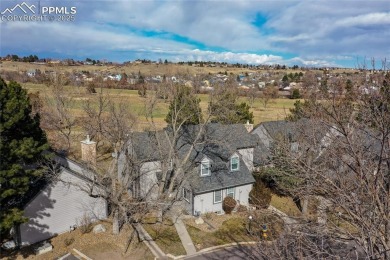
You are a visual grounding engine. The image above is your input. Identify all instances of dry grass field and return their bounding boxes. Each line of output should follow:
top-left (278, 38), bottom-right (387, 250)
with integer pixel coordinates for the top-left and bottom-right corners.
top-left (0, 61), bottom-right (256, 76)
top-left (18, 81), bottom-right (297, 159)
top-left (22, 82), bottom-right (296, 129)
top-left (1, 62), bottom-right (299, 157)
top-left (0, 61), bottom-right (354, 78)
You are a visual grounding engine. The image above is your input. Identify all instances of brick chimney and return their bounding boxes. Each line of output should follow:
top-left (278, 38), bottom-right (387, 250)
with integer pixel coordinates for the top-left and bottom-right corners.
top-left (244, 120), bottom-right (253, 133)
top-left (81, 135), bottom-right (96, 166)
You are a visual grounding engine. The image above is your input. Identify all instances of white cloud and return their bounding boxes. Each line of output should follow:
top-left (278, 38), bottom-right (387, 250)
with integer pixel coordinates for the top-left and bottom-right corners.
top-left (288, 57), bottom-right (338, 68)
top-left (336, 12), bottom-right (390, 27)
top-left (0, 21), bottom-right (192, 57)
top-left (1, 0), bottom-right (389, 67)
top-left (159, 49), bottom-right (284, 64)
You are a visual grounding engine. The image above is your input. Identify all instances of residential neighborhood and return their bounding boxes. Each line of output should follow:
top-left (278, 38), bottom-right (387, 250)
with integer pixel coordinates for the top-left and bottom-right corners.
top-left (1, 0), bottom-right (389, 259)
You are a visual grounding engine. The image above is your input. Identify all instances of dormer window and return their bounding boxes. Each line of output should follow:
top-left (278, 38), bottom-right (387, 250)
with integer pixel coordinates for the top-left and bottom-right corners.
top-left (201, 159), bottom-right (210, 176)
top-left (231, 155), bottom-right (239, 171)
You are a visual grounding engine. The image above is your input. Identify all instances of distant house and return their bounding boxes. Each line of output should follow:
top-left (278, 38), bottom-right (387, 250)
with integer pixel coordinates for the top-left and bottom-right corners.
top-left (104, 74), bottom-right (122, 81)
top-left (258, 82), bottom-right (266, 89)
top-left (118, 123), bottom-right (260, 215)
top-left (127, 78), bottom-right (137, 84)
top-left (26, 69), bottom-right (36, 77)
top-left (15, 156), bottom-right (107, 246)
top-left (251, 119), bottom-right (332, 162)
top-left (252, 120), bottom-right (299, 150)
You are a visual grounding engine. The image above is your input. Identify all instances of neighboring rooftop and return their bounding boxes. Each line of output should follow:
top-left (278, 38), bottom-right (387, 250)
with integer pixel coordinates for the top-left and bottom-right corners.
top-left (127, 123), bottom-right (260, 162)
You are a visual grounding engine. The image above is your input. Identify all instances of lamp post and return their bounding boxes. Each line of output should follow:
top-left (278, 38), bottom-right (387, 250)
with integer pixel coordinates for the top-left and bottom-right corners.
top-left (262, 224), bottom-right (268, 239)
top-left (248, 215), bottom-right (253, 234)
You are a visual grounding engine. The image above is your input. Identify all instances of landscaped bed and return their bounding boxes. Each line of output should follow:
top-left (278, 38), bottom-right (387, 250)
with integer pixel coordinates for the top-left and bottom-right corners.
top-left (0, 220), bottom-right (154, 260)
top-left (183, 210), bottom-right (284, 251)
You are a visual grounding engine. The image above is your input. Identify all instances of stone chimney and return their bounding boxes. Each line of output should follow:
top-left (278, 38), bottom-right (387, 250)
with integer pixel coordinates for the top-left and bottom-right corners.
top-left (244, 120), bottom-right (253, 133)
top-left (81, 135), bottom-right (96, 166)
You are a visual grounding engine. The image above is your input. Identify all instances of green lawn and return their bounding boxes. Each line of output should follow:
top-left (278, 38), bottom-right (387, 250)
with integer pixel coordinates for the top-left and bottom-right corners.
top-left (142, 219), bottom-right (186, 256)
top-left (270, 194), bottom-right (302, 217)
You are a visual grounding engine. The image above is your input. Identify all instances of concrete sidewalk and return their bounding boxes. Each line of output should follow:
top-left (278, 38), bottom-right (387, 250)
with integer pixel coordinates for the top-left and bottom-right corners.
top-left (268, 205), bottom-right (298, 231)
top-left (171, 216), bottom-right (197, 255)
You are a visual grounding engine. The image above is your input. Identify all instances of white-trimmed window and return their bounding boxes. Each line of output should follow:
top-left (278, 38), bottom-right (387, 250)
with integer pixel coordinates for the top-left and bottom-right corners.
top-left (183, 188), bottom-right (190, 202)
top-left (231, 155), bottom-right (239, 171)
top-left (227, 187), bottom-right (235, 198)
top-left (214, 189), bottom-right (222, 203)
top-left (201, 159), bottom-right (210, 176)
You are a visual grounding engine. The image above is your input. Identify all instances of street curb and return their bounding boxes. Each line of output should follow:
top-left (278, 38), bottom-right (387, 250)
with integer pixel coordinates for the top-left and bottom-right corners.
top-left (167, 241), bottom-right (260, 259)
top-left (73, 248), bottom-right (93, 260)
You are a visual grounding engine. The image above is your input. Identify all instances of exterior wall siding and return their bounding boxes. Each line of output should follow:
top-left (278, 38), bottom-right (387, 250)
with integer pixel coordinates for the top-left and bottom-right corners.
top-left (193, 183), bottom-right (253, 215)
top-left (252, 125), bottom-right (272, 148)
top-left (139, 161), bottom-right (161, 200)
top-left (182, 189), bottom-right (193, 215)
top-left (238, 148), bottom-right (254, 172)
top-left (19, 169), bottom-right (107, 246)
top-left (117, 152), bottom-right (127, 180)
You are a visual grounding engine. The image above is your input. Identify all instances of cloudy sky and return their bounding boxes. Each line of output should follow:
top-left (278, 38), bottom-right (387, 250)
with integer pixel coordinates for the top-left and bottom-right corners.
top-left (1, 0), bottom-right (389, 67)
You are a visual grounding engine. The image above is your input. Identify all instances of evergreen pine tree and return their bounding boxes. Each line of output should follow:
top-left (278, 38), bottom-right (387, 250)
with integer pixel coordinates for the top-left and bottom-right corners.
top-left (209, 87), bottom-right (254, 124)
top-left (0, 78), bottom-right (49, 236)
top-left (165, 86), bottom-right (203, 126)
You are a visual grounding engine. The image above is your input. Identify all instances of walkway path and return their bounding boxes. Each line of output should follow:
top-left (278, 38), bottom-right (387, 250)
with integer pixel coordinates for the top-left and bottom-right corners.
top-left (268, 205), bottom-right (298, 232)
top-left (171, 215), bottom-right (197, 255)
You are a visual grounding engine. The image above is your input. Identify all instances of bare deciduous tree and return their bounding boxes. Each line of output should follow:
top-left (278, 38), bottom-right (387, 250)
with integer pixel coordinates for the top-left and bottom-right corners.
top-left (246, 87), bottom-right (260, 108)
top-left (260, 86), bottom-right (278, 109)
top-left (268, 80), bottom-right (390, 258)
top-left (41, 76), bottom-right (77, 153)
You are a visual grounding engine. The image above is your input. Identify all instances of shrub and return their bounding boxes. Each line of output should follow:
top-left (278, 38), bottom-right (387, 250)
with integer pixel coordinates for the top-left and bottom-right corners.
top-left (64, 237), bottom-right (74, 246)
top-left (236, 204), bottom-right (248, 213)
top-left (291, 89), bottom-right (301, 99)
top-left (249, 181), bottom-right (272, 209)
top-left (86, 82), bottom-right (96, 94)
top-left (78, 214), bottom-right (93, 234)
top-left (222, 196), bottom-right (237, 214)
top-left (204, 212), bottom-right (213, 220)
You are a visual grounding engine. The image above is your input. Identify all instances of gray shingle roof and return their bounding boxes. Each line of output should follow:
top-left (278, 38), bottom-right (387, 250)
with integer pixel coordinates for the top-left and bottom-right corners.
top-left (253, 141), bottom-right (270, 166)
top-left (256, 119), bottom-right (329, 144)
top-left (188, 157), bottom-right (255, 194)
top-left (127, 131), bottom-right (170, 162)
top-left (260, 120), bottom-right (299, 142)
top-left (129, 123), bottom-right (259, 162)
top-left (127, 123), bottom-right (258, 192)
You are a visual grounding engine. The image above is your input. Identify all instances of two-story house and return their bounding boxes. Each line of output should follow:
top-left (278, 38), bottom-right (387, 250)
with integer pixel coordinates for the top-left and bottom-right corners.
top-left (118, 123), bottom-right (260, 215)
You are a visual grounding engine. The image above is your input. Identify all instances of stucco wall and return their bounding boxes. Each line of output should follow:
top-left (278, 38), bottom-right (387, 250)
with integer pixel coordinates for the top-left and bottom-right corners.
top-left (238, 148), bottom-right (254, 172)
top-left (193, 183), bottom-right (253, 215)
top-left (252, 125), bottom-right (273, 148)
top-left (139, 161), bottom-right (161, 200)
top-left (20, 169), bottom-right (107, 246)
